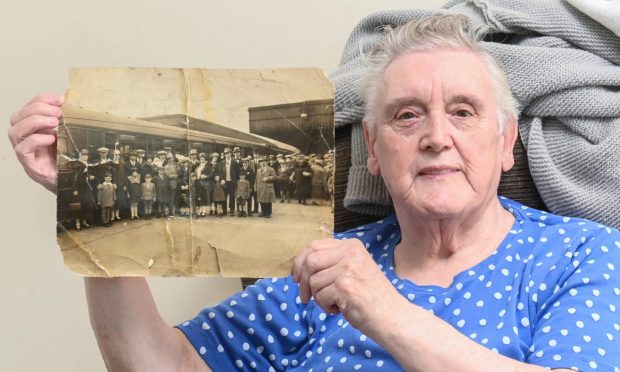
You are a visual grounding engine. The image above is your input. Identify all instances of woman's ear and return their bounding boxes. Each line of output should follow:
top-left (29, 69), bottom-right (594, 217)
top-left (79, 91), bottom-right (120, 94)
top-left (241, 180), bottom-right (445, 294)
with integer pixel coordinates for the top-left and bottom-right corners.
top-left (363, 121), bottom-right (380, 176)
top-left (501, 119), bottom-right (518, 172)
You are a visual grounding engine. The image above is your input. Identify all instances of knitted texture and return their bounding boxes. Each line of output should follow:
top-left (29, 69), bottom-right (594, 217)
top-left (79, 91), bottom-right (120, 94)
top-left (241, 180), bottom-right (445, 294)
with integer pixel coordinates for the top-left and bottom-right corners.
top-left (330, 0), bottom-right (620, 228)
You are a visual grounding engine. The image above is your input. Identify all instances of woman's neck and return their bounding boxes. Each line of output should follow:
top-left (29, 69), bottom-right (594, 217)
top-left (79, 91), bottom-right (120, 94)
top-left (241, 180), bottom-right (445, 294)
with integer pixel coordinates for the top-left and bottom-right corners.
top-left (393, 197), bottom-right (514, 288)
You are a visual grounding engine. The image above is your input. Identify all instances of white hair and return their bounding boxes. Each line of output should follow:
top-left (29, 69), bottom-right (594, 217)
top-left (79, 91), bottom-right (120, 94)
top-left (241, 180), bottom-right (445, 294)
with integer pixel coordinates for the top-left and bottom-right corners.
top-left (360, 14), bottom-right (518, 132)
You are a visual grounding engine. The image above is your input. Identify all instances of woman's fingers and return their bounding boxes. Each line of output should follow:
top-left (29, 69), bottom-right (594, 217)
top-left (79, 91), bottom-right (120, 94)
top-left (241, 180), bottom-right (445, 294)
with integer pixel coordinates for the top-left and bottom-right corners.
top-left (293, 239), bottom-right (347, 303)
top-left (8, 114), bottom-right (59, 147)
top-left (14, 133), bottom-right (57, 191)
top-left (25, 92), bottom-right (64, 109)
top-left (11, 94), bottom-right (63, 127)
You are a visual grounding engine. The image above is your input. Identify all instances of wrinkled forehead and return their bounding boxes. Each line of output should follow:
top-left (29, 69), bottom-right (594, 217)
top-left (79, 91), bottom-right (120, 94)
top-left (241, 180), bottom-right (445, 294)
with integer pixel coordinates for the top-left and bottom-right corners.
top-left (377, 49), bottom-right (495, 108)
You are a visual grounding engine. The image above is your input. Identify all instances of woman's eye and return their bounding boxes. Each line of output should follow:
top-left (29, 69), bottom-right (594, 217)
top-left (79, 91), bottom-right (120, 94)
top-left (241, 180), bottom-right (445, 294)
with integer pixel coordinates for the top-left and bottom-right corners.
top-left (455, 109), bottom-right (473, 118)
top-left (396, 111), bottom-right (417, 120)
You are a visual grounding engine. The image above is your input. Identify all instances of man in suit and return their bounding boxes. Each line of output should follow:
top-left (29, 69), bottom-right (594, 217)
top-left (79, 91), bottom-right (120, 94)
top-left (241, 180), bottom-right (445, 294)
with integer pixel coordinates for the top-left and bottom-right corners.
top-left (153, 150), bottom-right (167, 171)
top-left (189, 148), bottom-right (199, 168)
top-left (255, 156), bottom-right (276, 218)
top-left (135, 149), bottom-right (145, 165)
top-left (220, 148), bottom-right (239, 216)
top-left (233, 147), bottom-right (243, 166)
top-left (127, 151), bottom-right (139, 171)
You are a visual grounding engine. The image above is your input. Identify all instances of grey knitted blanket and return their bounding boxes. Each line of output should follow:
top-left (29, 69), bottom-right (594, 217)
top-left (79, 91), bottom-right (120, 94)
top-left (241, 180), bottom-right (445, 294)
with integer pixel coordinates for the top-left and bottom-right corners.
top-left (330, 0), bottom-right (620, 228)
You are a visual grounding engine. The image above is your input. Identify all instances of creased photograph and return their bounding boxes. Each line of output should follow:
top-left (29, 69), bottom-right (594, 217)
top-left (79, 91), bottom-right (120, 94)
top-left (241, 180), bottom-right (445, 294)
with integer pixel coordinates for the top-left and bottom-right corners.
top-left (56, 67), bottom-right (335, 277)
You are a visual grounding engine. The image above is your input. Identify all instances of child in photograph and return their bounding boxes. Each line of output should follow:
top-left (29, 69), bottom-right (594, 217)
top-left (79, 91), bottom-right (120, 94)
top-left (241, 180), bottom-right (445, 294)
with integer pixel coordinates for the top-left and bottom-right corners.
top-left (140, 173), bottom-right (156, 220)
top-left (97, 172), bottom-right (116, 227)
top-left (211, 174), bottom-right (226, 218)
top-left (127, 168), bottom-right (141, 219)
top-left (235, 172), bottom-right (250, 217)
top-left (153, 169), bottom-right (168, 217)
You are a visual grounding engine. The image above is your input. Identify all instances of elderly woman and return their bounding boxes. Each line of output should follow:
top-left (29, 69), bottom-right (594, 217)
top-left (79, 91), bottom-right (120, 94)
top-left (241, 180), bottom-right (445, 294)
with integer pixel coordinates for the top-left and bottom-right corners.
top-left (8, 15), bottom-right (620, 372)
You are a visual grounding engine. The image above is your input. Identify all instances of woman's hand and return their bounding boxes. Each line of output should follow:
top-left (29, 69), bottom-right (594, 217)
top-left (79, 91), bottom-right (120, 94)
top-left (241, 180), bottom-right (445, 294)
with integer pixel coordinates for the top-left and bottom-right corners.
top-left (8, 93), bottom-right (64, 194)
top-left (292, 238), bottom-right (403, 335)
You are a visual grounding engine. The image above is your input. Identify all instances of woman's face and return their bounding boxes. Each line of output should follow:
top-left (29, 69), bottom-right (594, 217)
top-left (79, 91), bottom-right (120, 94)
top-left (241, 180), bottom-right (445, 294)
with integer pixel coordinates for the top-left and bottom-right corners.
top-left (364, 49), bottom-right (517, 220)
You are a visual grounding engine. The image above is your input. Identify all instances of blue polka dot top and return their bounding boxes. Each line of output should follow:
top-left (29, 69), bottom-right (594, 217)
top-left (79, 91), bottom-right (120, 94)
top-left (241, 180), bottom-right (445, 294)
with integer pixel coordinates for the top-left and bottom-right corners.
top-left (177, 197), bottom-right (620, 371)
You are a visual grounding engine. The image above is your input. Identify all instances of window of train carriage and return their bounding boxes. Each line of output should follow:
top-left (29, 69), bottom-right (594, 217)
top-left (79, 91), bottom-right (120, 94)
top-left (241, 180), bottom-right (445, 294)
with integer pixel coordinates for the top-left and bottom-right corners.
top-left (163, 139), bottom-right (176, 154)
top-left (149, 137), bottom-right (164, 155)
top-left (105, 131), bottom-right (117, 152)
top-left (119, 134), bottom-right (135, 155)
top-left (70, 128), bottom-right (87, 155)
top-left (134, 136), bottom-right (147, 152)
top-left (88, 129), bottom-right (104, 151)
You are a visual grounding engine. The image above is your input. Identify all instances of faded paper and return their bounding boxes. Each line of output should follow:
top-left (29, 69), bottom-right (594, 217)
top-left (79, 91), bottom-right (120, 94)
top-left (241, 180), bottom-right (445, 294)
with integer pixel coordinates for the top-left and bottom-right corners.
top-left (57, 67), bottom-right (334, 277)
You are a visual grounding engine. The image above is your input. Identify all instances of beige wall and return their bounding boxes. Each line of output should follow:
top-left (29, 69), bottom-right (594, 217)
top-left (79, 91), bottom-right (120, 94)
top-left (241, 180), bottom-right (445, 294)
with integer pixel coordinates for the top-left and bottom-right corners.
top-left (0, 0), bottom-right (444, 370)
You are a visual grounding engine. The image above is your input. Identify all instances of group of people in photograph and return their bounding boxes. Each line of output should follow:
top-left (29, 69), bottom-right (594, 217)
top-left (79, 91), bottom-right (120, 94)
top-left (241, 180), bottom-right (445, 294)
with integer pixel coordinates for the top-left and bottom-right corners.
top-left (66, 144), bottom-right (334, 231)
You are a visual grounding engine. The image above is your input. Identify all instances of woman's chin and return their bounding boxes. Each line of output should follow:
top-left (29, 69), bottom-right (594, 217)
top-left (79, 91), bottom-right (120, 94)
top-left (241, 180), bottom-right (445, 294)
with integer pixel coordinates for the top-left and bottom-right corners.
top-left (401, 194), bottom-right (467, 220)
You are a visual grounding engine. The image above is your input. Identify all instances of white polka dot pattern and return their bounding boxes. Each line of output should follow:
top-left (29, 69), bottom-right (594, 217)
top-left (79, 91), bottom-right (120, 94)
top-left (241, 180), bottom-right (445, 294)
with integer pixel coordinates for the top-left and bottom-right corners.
top-left (176, 198), bottom-right (620, 371)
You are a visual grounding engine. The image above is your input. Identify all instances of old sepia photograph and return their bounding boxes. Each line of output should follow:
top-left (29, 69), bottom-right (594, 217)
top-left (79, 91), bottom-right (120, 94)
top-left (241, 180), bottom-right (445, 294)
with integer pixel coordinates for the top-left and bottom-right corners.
top-left (56, 68), bottom-right (334, 277)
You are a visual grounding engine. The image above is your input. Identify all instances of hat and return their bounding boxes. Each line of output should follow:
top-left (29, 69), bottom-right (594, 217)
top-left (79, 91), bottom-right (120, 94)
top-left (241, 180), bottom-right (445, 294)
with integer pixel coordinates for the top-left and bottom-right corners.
top-left (268, 154), bottom-right (275, 159)
top-left (131, 167), bottom-right (139, 173)
top-left (145, 173), bottom-right (152, 178)
top-left (163, 146), bottom-right (172, 152)
top-left (233, 146), bottom-right (241, 153)
top-left (258, 156), bottom-right (268, 163)
top-left (129, 151), bottom-right (138, 157)
top-left (241, 158), bottom-right (249, 163)
top-left (198, 152), bottom-right (206, 159)
top-left (211, 153), bottom-right (220, 158)
top-left (190, 148), bottom-right (198, 155)
top-left (97, 147), bottom-right (109, 153)
top-left (136, 149), bottom-right (145, 154)
top-left (104, 172), bottom-right (112, 177)
top-left (223, 148), bottom-right (231, 154)
top-left (80, 149), bottom-right (89, 155)
top-left (157, 150), bottom-right (167, 155)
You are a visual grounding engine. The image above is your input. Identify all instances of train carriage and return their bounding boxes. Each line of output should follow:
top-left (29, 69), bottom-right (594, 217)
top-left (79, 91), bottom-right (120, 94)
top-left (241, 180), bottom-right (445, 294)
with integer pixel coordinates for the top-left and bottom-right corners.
top-left (57, 104), bottom-right (298, 225)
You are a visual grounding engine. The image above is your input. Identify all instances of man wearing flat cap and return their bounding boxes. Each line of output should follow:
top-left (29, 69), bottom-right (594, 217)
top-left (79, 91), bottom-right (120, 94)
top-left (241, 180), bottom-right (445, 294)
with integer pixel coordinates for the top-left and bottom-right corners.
top-left (135, 149), bottom-right (145, 165)
top-left (153, 150), bottom-right (167, 170)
